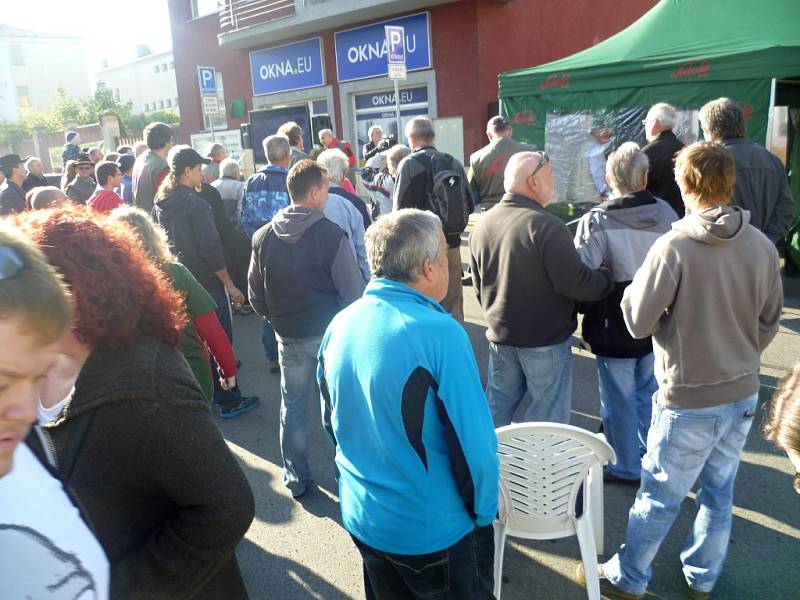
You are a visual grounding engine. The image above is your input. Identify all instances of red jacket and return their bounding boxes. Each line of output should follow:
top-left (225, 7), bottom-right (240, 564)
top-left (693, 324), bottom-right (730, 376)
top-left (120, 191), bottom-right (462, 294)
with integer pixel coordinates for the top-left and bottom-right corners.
top-left (87, 189), bottom-right (123, 213)
top-left (326, 137), bottom-right (356, 169)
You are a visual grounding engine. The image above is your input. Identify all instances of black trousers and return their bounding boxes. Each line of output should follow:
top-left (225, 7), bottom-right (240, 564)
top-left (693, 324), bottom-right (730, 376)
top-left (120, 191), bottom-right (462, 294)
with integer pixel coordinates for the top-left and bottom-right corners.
top-left (352, 525), bottom-right (496, 600)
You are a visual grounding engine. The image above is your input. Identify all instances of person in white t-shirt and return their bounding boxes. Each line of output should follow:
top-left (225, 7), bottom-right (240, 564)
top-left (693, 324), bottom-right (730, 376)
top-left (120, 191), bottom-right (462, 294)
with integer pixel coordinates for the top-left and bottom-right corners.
top-left (0, 225), bottom-right (109, 599)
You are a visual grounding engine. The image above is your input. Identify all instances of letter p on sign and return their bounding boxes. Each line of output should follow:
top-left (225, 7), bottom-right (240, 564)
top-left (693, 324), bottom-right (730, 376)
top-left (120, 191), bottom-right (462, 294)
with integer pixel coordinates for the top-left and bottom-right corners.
top-left (197, 66), bottom-right (217, 95)
top-left (385, 26), bottom-right (405, 64)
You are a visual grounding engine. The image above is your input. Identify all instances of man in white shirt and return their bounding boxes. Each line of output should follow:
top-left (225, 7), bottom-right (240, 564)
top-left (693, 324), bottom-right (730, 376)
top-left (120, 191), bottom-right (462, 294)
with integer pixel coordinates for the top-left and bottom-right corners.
top-left (0, 225), bottom-right (109, 599)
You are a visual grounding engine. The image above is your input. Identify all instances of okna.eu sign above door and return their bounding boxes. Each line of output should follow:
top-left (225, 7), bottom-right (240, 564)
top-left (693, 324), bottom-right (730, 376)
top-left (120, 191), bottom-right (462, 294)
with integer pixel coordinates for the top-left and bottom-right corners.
top-left (335, 13), bottom-right (431, 83)
top-left (250, 37), bottom-right (325, 96)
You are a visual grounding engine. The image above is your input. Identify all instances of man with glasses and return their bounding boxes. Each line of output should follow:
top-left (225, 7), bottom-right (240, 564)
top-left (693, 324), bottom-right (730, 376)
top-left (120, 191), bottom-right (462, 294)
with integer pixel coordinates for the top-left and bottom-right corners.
top-left (0, 154), bottom-right (27, 215)
top-left (469, 151), bottom-right (613, 426)
top-left (65, 154), bottom-right (97, 204)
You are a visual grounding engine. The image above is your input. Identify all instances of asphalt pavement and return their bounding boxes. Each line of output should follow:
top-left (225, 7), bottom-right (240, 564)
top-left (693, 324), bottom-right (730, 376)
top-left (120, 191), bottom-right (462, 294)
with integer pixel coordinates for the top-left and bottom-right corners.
top-left (221, 234), bottom-right (800, 600)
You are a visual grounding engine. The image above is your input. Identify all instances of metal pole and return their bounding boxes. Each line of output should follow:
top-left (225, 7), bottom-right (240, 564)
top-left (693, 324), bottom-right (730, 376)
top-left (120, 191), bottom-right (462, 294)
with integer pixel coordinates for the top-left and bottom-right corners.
top-left (210, 119), bottom-right (215, 143)
top-left (394, 78), bottom-right (402, 140)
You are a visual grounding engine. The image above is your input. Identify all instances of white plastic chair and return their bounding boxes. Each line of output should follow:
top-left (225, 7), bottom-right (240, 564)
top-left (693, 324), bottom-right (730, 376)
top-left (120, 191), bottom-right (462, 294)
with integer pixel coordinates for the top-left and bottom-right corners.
top-left (493, 422), bottom-right (616, 600)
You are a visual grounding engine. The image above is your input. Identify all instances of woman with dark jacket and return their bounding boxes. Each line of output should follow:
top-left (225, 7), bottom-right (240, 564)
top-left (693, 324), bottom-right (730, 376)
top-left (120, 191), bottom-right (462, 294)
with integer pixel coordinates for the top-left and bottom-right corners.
top-left (14, 205), bottom-right (255, 599)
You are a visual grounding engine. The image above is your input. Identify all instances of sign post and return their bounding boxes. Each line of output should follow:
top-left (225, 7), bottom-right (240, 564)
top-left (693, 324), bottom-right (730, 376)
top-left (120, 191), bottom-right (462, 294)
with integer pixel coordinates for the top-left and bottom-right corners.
top-left (197, 66), bottom-right (218, 142)
top-left (385, 25), bottom-right (406, 141)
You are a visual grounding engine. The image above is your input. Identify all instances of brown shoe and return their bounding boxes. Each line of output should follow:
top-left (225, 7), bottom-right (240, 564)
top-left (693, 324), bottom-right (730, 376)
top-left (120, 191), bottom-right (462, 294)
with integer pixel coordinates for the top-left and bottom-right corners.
top-left (575, 563), bottom-right (645, 600)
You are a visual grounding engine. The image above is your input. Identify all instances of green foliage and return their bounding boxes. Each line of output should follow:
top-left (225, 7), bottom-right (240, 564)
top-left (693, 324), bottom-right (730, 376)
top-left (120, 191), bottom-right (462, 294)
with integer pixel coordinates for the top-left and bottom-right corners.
top-left (0, 84), bottom-right (180, 146)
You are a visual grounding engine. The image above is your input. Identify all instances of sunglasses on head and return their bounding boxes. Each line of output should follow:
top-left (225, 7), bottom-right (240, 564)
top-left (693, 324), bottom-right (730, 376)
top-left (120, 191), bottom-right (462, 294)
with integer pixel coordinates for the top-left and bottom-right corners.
top-left (0, 245), bottom-right (24, 281)
top-left (529, 152), bottom-right (550, 180)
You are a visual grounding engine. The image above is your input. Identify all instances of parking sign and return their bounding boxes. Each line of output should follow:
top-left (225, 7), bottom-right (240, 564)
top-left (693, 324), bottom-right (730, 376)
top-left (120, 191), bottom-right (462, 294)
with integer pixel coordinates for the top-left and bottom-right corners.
top-left (385, 26), bottom-right (405, 64)
top-left (197, 66), bottom-right (217, 95)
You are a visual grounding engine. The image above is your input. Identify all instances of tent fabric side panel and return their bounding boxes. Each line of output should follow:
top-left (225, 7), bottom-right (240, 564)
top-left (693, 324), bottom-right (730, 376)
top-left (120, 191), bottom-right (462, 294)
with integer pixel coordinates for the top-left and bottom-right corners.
top-left (502, 79), bottom-right (772, 149)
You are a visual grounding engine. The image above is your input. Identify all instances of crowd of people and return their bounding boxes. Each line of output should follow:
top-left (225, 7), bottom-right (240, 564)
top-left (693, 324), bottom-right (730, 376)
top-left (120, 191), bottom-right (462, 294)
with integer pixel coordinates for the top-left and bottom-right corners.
top-left (0, 96), bottom-right (797, 600)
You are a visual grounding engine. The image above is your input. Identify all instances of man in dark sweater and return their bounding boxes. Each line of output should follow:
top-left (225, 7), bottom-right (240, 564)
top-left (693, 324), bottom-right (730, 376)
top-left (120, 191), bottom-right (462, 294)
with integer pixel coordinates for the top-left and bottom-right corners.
top-left (469, 151), bottom-right (613, 426)
top-left (0, 154), bottom-right (27, 215)
top-left (642, 102), bottom-right (685, 217)
top-left (248, 159), bottom-right (364, 498)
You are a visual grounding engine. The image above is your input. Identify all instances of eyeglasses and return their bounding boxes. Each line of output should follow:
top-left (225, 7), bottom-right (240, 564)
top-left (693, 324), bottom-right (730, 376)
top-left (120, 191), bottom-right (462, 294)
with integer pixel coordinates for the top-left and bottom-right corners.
top-left (0, 246), bottom-right (24, 281)
top-left (529, 152), bottom-right (550, 180)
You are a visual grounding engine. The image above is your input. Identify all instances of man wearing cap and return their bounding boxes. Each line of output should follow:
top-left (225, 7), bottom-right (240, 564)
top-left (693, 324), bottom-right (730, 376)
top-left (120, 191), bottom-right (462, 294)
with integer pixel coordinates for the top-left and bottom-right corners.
top-left (64, 154), bottom-right (97, 204)
top-left (22, 157), bottom-right (49, 193)
top-left (62, 131), bottom-right (81, 166)
top-left (205, 144), bottom-right (226, 182)
top-left (468, 116), bottom-right (536, 212)
top-left (133, 122), bottom-right (173, 214)
top-left (0, 154), bottom-right (27, 215)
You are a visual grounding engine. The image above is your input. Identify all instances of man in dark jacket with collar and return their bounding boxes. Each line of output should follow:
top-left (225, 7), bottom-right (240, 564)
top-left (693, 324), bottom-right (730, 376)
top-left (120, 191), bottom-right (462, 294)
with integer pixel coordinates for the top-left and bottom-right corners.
top-left (393, 117), bottom-right (474, 324)
top-left (0, 154), bottom-right (27, 215)
top-left (469, 151), bottom-right (613, 426)
top-left (642, 102), bottom-right (685, 217)
top-left (700, 97), bottom-right (795, 243)
top-left (248, 159), bottom-right (364, 499)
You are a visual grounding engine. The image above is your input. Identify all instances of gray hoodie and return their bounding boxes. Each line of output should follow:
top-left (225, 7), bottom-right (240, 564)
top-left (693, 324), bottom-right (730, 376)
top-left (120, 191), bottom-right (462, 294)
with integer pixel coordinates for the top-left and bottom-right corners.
top-left (248, 205), bottom-right (365, 340)
top-left (622, 206), bottom-right (782, 408)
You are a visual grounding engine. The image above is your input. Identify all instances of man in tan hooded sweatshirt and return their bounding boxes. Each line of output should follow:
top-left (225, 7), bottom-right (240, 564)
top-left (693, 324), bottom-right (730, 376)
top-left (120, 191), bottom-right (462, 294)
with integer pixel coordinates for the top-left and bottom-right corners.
top-left (578, 142), bottom-right (783, 600)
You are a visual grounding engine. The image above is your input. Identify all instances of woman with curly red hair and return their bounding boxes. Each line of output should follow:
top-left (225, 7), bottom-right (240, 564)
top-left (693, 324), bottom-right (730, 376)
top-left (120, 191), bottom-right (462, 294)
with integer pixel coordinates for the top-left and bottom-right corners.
top-left (13, 205), bottom-right (254, 599)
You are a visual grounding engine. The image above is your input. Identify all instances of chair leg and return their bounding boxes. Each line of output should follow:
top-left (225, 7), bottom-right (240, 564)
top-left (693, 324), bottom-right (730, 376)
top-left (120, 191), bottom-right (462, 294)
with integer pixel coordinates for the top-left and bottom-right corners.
top-left (493, 521), bottom-right (507, 599)
top-left (575, 515), bottom-right (600, 600)
top-left (587, 462), bottom-right (604, 554)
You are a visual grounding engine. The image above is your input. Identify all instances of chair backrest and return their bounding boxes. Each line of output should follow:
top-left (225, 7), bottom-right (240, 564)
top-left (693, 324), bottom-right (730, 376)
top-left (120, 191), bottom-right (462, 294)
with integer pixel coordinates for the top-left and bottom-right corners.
top-left (495, 422), bottom-right (615, 540)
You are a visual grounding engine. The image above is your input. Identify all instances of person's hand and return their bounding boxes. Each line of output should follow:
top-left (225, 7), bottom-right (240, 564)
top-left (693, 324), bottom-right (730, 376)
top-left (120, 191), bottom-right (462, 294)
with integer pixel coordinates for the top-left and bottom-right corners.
top-left (227, 284), bottom-right (245, 305)
top-left (220, 375), bottom-right (237, 391)
top-left (599, 263), bottom-right (611, 273)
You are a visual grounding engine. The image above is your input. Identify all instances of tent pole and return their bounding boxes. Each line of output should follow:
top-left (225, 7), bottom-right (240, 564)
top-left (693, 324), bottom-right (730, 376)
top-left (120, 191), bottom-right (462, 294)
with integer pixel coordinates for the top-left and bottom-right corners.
top-left (766, 78), bottom-right (777, 145)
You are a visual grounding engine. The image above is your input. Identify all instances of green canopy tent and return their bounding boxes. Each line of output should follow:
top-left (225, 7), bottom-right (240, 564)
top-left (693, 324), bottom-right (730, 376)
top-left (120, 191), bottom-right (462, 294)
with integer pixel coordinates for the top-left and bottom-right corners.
top-left (499, 0), bottom-right (800, 148)
top-left (498, 0), bottom-right (800, 268)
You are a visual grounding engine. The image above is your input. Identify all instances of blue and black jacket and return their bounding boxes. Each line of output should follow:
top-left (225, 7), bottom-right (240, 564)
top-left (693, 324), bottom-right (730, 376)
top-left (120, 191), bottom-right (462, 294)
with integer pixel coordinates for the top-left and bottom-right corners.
top-left (317, 279), bottom-right (498, 555)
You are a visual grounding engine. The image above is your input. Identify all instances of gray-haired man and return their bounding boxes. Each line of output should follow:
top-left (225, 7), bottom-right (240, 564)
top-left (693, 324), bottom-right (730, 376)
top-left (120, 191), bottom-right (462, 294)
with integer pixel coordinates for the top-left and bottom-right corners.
top-left (318, 208), bottom-right (498, 599)
top-left (642, 102), bottom-right (685, 216)
top-left (393, 117), bottom-right (474, 323)
top-left (700, 97), bottom-right (795, 243)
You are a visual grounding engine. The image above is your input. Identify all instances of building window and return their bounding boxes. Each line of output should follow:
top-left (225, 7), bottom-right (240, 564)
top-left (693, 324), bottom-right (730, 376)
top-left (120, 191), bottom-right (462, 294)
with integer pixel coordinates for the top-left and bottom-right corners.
top-left (174, 97), bottom-right (179, 106)
top-left (17, 86), bottom-right (30, 108)
top-left (166, 99), bottom-right (172, 108)
top-left (169, 61), bottom-right (175, 70)
top-left (115, 88), bottom-right (120, 101)
top-left (10, 44), bottom-right (23, 66)
top-left (161, 63), bottom-right (167, 72)
top-left (158, 100), bottom-right (164, 109)
top-left (153, 65), bottom-right (160, 74)
top-left (192, 0), bottom-right (221, 19)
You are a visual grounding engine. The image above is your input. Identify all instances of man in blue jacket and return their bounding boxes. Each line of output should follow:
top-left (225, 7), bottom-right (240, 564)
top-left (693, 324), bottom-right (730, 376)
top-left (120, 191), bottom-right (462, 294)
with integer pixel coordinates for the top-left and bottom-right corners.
top-left (318, 209), bottom-right (499, 599)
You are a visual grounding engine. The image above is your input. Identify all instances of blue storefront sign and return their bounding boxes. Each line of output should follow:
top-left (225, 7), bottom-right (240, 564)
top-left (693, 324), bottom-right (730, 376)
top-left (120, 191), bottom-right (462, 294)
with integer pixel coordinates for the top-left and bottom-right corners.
top-left (250, 37), bottom-right (325, 96)
top-left (335, 13), bottom-right (431, 83)
top-left (354, 87), bottom-right (428, 111)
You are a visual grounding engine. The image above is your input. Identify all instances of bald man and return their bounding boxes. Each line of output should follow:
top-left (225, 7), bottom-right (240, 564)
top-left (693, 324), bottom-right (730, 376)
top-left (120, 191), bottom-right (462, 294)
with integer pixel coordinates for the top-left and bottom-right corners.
top-left (30, 186), bottom-right (68, 210)
top-left (469, 151), bottom-right (613, 426)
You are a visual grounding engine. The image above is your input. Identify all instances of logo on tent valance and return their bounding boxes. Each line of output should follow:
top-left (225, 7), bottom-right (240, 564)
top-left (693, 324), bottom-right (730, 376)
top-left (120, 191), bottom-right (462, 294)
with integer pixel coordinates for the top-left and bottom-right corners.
top-left (540, 73), bottom-right (570, 89)
top-left (670, 60), bottom-right (710, 80)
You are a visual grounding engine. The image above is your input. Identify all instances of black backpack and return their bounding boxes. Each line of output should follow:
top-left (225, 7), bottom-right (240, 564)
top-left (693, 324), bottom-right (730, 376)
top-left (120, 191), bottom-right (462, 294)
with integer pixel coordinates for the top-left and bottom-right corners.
top-left (413, 151), bottom-right (471, 237)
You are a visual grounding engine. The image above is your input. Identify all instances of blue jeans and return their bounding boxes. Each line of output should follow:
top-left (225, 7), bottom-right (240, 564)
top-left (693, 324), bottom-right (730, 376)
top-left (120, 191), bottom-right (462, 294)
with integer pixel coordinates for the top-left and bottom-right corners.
top-left (486, 340), bottom-right (572, 426)
top-left (207, 284), bottom-right (242, 409)
top-left (278, 336), bottom-right (323, 493)
top-left (261, 319), bottom-right (278, 361)
top-left (596, 354), bottom-right (658, 479)
top-left (353, 525), bottom-right (495, 600)
top-left (603, 393), bottom-right (759, 595)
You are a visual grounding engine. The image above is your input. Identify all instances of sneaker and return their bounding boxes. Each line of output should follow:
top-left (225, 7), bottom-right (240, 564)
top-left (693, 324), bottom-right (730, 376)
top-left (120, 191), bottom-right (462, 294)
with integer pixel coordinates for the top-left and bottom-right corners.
top-left (268, 358), bottom-right (280, 373)
top-left (687, 586), bottom-right (711, 600)
top-left (219, 396), bottom-right (260, 419)
top-left (576, 563), bottom-right (644, 600)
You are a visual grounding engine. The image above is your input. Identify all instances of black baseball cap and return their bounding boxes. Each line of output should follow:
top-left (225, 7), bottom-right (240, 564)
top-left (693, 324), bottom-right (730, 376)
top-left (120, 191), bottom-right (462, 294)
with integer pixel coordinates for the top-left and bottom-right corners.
top-left (169, 145), bottom-right (210, 173)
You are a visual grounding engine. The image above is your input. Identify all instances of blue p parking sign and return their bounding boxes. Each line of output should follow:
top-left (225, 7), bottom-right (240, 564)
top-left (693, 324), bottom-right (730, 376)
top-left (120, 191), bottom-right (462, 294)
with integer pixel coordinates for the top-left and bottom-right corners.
top-left (385, 26), bottom-right (405, 64)
top-left (198, 66), bottom-right (217, 95)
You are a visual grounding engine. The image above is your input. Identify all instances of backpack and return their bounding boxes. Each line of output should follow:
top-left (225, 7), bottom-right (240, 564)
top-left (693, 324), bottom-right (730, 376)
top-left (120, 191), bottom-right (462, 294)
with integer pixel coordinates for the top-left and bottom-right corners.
top-left (413, 151), bottom-right (471, 237)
